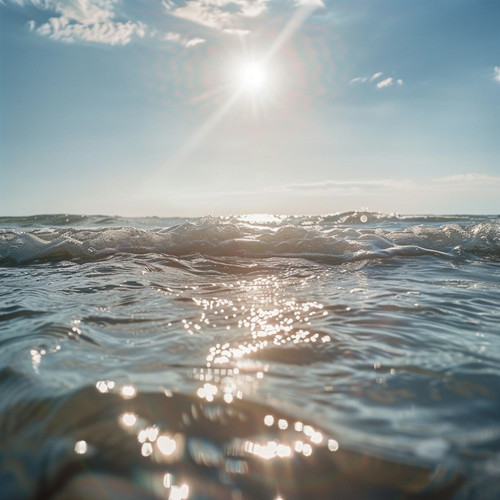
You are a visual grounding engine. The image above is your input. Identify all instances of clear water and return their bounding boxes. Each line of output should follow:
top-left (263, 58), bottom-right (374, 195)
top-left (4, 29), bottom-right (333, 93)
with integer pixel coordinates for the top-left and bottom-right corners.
top-left (1, 212), bottom-right (499, 499)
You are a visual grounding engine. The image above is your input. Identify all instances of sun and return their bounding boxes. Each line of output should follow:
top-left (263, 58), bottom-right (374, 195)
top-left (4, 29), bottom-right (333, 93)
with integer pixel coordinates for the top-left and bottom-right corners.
top-left (238, 62), bottom-right (268, 92)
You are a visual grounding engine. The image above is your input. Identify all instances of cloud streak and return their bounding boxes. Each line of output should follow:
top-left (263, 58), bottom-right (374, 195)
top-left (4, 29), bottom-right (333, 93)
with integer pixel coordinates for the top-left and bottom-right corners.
top-left (282, 179), bottom-right (407, 192)
top-left (229, 173), bottom-right (500, 198)
top-left (350, 72), bottom-right (404, 89)
top-left (437, 173), bottom-right (500, 187)
top-left (164, 31), bottom-right (205, 48)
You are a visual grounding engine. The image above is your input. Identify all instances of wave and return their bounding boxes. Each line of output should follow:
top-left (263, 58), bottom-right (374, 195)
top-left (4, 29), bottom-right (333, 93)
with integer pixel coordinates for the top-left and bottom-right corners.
top-left (0, 214), bottom-right (499, 264)
top-left (0, 211), bottom-right (495, 229)
top-left (0, 214), bottom-right (190, 229)
top-left (0, 368), bottom-right (464, 500)
top-left (320, 211), bottom-right (491, 225)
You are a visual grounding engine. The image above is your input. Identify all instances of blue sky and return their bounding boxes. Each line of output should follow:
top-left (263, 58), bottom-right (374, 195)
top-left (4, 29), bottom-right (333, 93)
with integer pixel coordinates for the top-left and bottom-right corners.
top-left (1, 0), bottom-right (499, 216)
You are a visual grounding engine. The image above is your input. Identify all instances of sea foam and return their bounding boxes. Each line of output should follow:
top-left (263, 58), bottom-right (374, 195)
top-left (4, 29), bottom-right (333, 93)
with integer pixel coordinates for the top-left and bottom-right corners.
top-left (1, 213), bottom-right (498, 264)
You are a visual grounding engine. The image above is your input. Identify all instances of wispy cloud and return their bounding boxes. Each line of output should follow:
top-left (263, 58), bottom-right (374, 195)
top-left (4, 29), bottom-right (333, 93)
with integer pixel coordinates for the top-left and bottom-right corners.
top-left (254, 173), bottom-right (500, 197)
top-left (436, 173), bottom-right (500, 186)
top-left (282, 179), bottom-right (406, 193)
top-left (494, 66), bottom-right (500, 83)
top-left (164, 31), bottom-right (205, 48)
top-left (349, 76), bottom-right (367, 84)
top-left (350, 72), bottom-right (404, 89)
top-left (163, 0), bottom-right (270, 31)
top-left (7, 0), bottom-right (321, 47)
top-left (185, 36), bottom-right (205, 48)
top-left (16, 0), bottom-right (146, 45)
top-left (171, 178), bottom-right (405, 201)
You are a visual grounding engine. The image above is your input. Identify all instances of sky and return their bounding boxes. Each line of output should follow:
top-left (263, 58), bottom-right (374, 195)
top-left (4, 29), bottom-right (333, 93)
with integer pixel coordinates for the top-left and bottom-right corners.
top-left (1, 0), bottom-right (499, 216)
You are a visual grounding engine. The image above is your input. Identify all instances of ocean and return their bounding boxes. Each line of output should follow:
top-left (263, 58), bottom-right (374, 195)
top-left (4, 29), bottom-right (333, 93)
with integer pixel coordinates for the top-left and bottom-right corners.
top-left (0, 211), bottom-right (499, 499)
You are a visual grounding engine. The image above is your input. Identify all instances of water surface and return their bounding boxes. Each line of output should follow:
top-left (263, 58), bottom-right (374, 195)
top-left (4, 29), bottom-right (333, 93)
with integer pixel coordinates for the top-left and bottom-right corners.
top-left (1, 212), bottom-right (499, 499)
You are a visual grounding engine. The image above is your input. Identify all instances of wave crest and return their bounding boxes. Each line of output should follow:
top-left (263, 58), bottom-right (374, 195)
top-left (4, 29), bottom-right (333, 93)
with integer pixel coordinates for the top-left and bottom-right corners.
top-left (1, 215), bottom-right (499, 264)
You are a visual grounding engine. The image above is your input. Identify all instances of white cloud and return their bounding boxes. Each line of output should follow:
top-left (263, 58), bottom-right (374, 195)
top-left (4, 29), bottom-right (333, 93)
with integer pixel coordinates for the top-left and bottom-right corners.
top-left (220, 174), bottom-right (500, 212)
top-left (164, 0), bottom-right (232, 30)
top-left (494, 66), bottom-right (500, 83)
top-left (263, 173), bottom-right (500, 196)
top-left (283, 179), bottom-right (407, 193)
top-left (239, 0), bottom-right (268, 17)
top-left (349, 76), bottom-right (368, 84)
top-left (164, 31), bottom-right (181, 43)
top-left (186, 37), bottom-right (205, 47)
top-left (295, 0), bottom-right (325, 7)
top-left (163, 0), bottom-right (269, 31)
top-left (376, 77), bottom-right (393, 88)
top-left (437, 173), bottom-right (500, 186)
top-left (34, 18), bottom-right (146, 45)
top-left (161, 0), bottom-right (175, 9)
top-left (22, 0), bottom-right (147, 45)
top-left (350, 72), bottom-right (404, 89)
top-left (55, 0), bottom-right (115, 25)
top-left (164, 31), bottom-right (205, 48)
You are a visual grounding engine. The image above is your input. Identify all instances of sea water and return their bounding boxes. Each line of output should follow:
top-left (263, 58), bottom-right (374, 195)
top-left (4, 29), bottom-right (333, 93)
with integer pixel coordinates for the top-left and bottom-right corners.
top-left (0, 212), bottom-right (499, 499)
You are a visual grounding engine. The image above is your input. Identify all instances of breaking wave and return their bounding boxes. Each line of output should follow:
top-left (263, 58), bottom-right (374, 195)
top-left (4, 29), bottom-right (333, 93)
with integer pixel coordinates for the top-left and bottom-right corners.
top-left (1, 213), bottom-right (499, 264)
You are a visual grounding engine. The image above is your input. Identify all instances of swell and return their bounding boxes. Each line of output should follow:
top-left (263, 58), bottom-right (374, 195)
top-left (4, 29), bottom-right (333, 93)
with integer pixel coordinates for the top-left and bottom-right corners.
top-left (1, 216), bottom-right (499, 264)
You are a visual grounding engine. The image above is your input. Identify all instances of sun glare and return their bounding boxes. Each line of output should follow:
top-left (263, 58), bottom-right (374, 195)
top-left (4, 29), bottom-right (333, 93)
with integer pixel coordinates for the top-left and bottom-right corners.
top-left (239, 62), bottom-right (267, 91)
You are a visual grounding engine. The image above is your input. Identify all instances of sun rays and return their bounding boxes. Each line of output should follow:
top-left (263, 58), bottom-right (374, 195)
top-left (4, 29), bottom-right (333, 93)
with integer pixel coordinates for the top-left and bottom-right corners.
top-left (155, 5), bottom-right (320, 175)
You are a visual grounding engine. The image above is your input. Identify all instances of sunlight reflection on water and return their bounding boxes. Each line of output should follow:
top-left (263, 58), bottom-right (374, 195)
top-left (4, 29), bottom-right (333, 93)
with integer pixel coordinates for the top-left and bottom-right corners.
top-left (2, 214), bottom-right (499, 499)
top-left (188, 274), bottom-right (332, 408)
